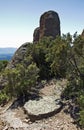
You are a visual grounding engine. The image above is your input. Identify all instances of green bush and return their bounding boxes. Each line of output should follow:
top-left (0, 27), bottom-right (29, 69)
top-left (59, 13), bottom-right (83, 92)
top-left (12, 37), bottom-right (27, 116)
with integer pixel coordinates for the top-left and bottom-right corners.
top-left (79, 110), bottom-right (84, 127)
top-left (15, 63), bottom-right (39, 96)
top-left (1, 62), bottom-right (39, 98)
top-left (0, 91), bottom-right (9, 105)
top-left (0, 60), bottom-right (8, 72)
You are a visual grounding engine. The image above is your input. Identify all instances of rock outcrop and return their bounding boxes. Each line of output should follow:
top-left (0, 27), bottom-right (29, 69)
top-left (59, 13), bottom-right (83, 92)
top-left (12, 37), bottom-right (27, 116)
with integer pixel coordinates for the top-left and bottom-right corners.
top-left (81, 29), bottom-right (84, 37)
top-left (0, 10), bottom-right (61, 87)
top-left (8, 11), bottom-right (61, 68)
top-left (33, 27), bottom-right (40, 43)
top-left (33, 10), bottom-right (61, 43)
top-left (24, 96), bottom-right (62, 121)
top-left (0, 43), bottom-right (30, 88)
top-left (39, 11), bottom-right (61, 39)
top-left (7, 42), bottom-right (29, 68)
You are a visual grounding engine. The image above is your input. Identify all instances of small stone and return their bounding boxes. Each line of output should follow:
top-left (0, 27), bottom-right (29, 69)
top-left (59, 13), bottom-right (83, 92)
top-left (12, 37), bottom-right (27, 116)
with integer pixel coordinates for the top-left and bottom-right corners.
top-left (3, 125), bottom-right (8, 130)
top-left (28, 121), bottom-right (32, 124)
top-left (23, 119), bottom-right (30, 123)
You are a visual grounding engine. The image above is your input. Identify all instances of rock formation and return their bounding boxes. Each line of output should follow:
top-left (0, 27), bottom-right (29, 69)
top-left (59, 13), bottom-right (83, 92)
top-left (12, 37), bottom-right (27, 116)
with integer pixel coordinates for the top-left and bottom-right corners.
top-left (8, 11), bottom-right (61, 68)
top-left (81, 29), bottom-right (84, 36)
top-left (24, 96), bottom-right (62, 121)
top-left (33, 10), bottom-right (61, 43)
top-left (39, 11), bottom-right (61, 39)
top-left (7, 42), bottom-right (29, 68)
top-left (33, 27), bottom-right (40, 43)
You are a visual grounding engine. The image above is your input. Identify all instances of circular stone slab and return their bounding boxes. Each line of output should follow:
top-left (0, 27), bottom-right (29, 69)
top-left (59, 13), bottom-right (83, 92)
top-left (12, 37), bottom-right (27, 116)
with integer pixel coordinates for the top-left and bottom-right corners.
top-left (24, 96), bottom-right (62, 120)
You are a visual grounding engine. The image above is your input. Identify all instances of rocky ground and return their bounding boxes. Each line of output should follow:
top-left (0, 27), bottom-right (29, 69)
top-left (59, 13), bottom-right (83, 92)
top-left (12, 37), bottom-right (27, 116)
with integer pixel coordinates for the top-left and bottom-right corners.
top-left (0, 79), bottom-right (83, 130)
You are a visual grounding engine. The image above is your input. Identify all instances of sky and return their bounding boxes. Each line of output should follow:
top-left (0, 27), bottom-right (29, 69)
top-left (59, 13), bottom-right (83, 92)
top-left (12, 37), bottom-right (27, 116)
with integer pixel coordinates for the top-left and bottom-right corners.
top-left (0, 0), bottom-right (84, 48)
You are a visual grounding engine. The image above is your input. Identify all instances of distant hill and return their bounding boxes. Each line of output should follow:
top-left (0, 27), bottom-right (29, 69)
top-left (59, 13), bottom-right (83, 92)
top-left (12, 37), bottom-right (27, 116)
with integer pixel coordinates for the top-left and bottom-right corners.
top-left (0, 48), bottom-right (17, 54)
top-left (0, 47), bottom-right (17, 60)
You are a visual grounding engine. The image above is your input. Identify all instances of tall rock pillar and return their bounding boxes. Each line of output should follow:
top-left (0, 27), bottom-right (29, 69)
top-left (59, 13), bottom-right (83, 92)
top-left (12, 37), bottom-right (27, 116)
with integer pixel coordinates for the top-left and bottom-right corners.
top-left (33, 10), bottom-right (61, 43)
top-left (39, 10), bottom-right (61, 39)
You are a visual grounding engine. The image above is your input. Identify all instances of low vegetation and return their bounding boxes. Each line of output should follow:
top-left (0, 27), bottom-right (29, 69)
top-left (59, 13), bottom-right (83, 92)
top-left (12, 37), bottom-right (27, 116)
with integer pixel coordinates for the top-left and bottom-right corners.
top-left (0, 60), bottom-right (8, 72)
top-left (0, 33), bottom-right (84, 128)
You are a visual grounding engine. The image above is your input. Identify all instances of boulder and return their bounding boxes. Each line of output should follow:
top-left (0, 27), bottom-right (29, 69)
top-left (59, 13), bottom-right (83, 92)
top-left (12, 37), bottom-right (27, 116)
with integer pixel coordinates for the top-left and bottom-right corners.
top-left (0, 43), bottom-right (30, 89)
top-left (7, 43), bottom-right (29, 68)
top-left (24, 96), bottom-right (62, 121)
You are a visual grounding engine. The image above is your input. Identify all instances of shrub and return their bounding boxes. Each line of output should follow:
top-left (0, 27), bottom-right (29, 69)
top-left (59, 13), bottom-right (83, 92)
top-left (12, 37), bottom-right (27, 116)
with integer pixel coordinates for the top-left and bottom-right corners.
top-left (0, 60), bottom-right (8, 72)
top-left (79, 110), bottom-right (84, 127)
top-left (0, 91), bottom-right (9, 105)
top-left (2, 62), bottom-right (39, 98)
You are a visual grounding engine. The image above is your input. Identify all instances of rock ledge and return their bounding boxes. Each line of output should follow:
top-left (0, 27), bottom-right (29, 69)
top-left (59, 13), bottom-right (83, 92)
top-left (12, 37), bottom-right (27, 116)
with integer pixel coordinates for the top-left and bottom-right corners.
top-left (24, 96), bottom-right (62, 121)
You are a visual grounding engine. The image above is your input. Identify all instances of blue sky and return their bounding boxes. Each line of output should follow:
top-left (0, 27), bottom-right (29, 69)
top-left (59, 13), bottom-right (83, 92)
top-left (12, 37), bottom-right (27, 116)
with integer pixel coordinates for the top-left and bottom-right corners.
top-left (0, 0), bottom-right (84, 47)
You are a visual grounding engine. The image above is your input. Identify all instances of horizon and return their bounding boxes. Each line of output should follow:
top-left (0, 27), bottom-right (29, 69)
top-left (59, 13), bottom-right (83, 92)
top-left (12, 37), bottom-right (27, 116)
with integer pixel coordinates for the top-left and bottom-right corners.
top-left (0, 47), bottom-right (17, 48)
top-left (0, 0), bottom-right (84, 47)
top-left (0, 46), bottom-right (18, 49)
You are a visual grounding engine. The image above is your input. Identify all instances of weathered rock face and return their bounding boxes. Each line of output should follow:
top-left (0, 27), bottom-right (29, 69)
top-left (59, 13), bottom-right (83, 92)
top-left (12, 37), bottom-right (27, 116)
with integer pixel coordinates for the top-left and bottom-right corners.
top-left (0, 43), bottom-right (30, 89)
top-left (81, 29), bottom-right (84, 36)
top-left (33, 10), bottom-right (61, 43)
top-left (24, 96), bottom-right (62, 121)
top-left (33, 27), bottom-right (40, 43)
top-left (7, 43), bottom-right (29, 68)
top-left (39, 11), bottom-right (60, 39)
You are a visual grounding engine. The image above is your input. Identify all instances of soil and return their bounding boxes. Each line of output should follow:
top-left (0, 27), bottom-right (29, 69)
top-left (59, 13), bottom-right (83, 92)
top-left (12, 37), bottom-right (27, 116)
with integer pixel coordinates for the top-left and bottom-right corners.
top-left (0, 79), bottom-right (83, 130)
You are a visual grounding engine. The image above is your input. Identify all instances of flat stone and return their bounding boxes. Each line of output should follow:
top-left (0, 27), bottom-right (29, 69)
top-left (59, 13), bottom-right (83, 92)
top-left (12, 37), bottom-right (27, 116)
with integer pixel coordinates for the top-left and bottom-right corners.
top-left (24, 96), bottom-right (62, 121)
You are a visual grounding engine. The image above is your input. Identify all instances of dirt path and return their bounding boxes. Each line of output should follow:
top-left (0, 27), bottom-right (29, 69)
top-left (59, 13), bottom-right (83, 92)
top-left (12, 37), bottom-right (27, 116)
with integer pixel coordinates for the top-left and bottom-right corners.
top-left (0, 79), bottom-right (82, 130)
top-left (0, 106), bottom-right (80, 130)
